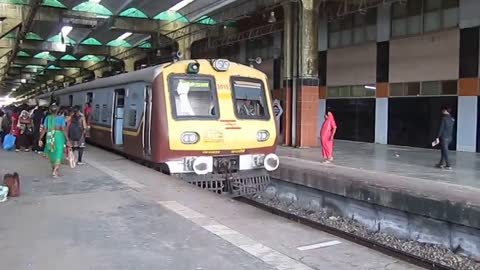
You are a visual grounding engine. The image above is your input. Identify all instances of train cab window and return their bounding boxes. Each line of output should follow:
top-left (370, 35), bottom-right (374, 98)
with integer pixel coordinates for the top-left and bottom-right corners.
top-left (231, 77), bottom-right (269, 120)
top-left (169, 75), bottom-right (218, 119)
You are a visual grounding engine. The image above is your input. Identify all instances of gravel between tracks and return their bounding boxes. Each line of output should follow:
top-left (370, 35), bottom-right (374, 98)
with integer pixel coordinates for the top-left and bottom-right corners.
top-left (254, 195), bottom-right (480, 270)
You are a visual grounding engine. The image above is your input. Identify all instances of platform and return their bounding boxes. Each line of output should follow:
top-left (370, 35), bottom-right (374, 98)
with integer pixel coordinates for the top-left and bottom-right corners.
top-left (0, 147), bottom-right (416, 269)
top-left (275, 141), bottom-right (480, 230)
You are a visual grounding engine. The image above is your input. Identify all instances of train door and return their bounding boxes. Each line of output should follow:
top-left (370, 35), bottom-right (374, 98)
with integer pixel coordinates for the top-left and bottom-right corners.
top-left (113, 89), bottom-right (125, 145)
top-left (143, 86), bottom-right (152, 156)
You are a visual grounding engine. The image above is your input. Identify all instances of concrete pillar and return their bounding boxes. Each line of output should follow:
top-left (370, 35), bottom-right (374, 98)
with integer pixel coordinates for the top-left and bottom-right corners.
top-left (458, 0), bottom-right (480, 152)
top-left (457, 97), bottom-right (478, 151)
top-left (124, 58), bottom-right (136, 72)
top-left (375, 4), bottom-right (391, 145)
top-left (93, 69), bottom-right (102, 78)
top-left (177, 38), bottom-right (192, 60)
top-left (375, 98), bottom-right (388, 144)
top-left (281, 1), bottom-right (294, 146)
top-left (294, 0), bottom-right (320, 147)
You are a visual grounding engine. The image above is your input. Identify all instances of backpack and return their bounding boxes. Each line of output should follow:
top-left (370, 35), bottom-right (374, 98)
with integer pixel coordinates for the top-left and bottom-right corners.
top-left (68, 115), bottom-right (83, 141)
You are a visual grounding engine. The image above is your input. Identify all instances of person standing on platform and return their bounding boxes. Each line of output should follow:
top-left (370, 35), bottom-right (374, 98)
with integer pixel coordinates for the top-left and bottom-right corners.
top-left (435, 106), bottom-right (455, 170)
top-left (320, 111), bottom-right (337, 163)
top-left (84, 103), bottom-right (92, 136)
top-left (32, 106), bottom-right (46, 153)
top-left (39, 105), bottom-right (68, 178)
top-left (16, 110), bottom-right (33, 152)
top-left (67, 106), bottom-right (87, 165)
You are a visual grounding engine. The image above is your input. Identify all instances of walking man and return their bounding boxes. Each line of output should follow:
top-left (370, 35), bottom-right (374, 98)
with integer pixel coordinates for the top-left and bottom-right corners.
top-left (435, 106), bottom-right (455, 169)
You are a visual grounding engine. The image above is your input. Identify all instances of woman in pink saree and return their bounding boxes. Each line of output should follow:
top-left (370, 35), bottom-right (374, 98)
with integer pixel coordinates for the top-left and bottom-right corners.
top-left (320, 111), bottom-right (337, 163)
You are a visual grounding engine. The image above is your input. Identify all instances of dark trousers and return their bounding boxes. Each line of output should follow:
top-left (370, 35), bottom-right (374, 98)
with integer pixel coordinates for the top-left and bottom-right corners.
top-left (439, 138), bottom-right (451, 167)
top-left (73, 147), bottom-right (84, 162)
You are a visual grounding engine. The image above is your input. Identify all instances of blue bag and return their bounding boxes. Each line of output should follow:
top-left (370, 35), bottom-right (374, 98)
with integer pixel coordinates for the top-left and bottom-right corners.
top-left (3, 134), bottom-right (16, 151)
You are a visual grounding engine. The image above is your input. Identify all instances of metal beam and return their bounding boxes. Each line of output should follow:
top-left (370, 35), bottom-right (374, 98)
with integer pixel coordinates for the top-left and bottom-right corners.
top-left (14, 57), bottom-right (47, 66)
top-left (0, 18), bottom-right (22, 40)
top-left (20, 40), bottom-right (67, 53)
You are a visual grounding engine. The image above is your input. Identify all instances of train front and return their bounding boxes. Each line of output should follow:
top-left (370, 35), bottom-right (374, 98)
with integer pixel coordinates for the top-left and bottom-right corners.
top-left (155, 59), bottom-right (279, 196)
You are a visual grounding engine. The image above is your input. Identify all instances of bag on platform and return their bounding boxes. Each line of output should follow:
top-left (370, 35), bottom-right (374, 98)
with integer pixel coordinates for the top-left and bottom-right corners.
top-left (2, 134), bottom-right (16, 150)
top-left (3, 173), bottom-right (20, 197)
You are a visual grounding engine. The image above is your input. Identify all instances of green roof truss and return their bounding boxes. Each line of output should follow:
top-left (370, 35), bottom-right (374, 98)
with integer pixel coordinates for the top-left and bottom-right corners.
top-left (106, 39), bottom-right (131, 47)
top-left (72, 1), bottom-right (113, 16)
top-left (153, 10), bottom-right (188, 23)
top-left (120, 7), bottom-right (148, 18)
top-left (26, 32), bottom-right (43, 41)
top-left (80, 37), bottom-right (103, 46)
top-left (60, 54), bottom-right (78, 61)
top-left (42, 0), bottom-right (66, 8)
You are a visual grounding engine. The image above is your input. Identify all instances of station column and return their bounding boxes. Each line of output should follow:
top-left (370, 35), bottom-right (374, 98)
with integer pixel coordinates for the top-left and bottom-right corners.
top-left (282, 0), bottom-right (320, 147)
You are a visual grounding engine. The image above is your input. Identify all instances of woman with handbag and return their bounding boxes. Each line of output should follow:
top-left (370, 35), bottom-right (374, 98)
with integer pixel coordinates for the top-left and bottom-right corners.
top-left (16, 110), bottom-right (33, 152)
top-left (39, 105), bottom-right (69, 178)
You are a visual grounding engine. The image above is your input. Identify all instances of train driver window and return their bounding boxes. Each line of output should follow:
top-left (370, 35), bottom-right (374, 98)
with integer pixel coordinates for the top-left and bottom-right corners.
top-left (231, 78), bottom-right (269, 120)
top-left (169, 76), bottom-right (218, 119)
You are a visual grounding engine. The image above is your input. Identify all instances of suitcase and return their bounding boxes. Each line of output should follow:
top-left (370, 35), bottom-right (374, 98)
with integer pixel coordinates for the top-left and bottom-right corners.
top-left (3, 173), bottom-right (20, 197)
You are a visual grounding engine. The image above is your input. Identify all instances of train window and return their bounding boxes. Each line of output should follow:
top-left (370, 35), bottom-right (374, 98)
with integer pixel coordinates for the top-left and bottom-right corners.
top-left (168, 75), bottom-right (218, 119)
top-left (101, 104), bottom-right (109, 122)
top-left (86, 92), bottom-right (93, 103)
top-left (94, 104), bottom-right (100, 122)
top-left (128, 104), bottom-right (137, 126)
top-left (231, 77), bottom-right (269, 120)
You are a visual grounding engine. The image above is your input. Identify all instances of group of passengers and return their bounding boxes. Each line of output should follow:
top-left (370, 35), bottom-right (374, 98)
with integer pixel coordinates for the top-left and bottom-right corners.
top-left (0, 102), bottom-right (92, 177)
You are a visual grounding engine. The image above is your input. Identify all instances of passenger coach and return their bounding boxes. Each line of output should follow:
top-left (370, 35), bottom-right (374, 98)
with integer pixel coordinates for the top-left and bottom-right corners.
top-left (36, 59), bottom-right (279, 196)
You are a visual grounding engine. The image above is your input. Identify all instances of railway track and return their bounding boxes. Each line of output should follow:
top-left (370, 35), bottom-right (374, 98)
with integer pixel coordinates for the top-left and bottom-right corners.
top-left (236, 196), bottom-right (457, 270)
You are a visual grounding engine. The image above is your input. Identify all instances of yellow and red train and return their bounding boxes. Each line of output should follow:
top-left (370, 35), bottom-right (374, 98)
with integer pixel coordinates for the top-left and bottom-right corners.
top-left (37, 59), bottom-right (279, 196)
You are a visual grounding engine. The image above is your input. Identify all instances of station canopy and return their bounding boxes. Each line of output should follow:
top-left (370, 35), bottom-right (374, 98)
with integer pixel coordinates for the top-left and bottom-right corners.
top-left (0, 0), bottom-right (228, 97)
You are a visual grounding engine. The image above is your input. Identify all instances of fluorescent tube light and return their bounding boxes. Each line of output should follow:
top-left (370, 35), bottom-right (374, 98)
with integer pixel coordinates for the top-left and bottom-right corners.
top-left (169, 0), bottom-right (195, 11)
top-left (117, 32), bottom-right (132, 40)
top-left (364, 85), bottom-right (376, 90)
top-left (61, 25), bottom-right (73, 36)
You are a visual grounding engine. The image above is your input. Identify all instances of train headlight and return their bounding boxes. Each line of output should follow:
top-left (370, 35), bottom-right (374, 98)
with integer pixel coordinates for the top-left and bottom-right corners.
top-left (256, 130), bottom-right (270, 142)
top-left (212, 59), bottom-right (230, 71)
top-left (264, 153), bottom-right (280, 171)
top-left (193, 156), bottom-right (213, 175)
top-left (181, 132), bottom-right (199, 144)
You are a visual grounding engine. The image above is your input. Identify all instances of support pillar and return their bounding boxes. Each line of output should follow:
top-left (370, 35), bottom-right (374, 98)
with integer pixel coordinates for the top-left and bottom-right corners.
top-left (294, 0), bottom-right (320, 147)
top-left (281, 1), bottom-right (294, 146)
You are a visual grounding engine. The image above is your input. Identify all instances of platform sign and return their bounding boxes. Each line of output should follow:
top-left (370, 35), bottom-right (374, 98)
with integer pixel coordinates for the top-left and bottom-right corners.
top-left (273, 99), bottom-right (283, 120)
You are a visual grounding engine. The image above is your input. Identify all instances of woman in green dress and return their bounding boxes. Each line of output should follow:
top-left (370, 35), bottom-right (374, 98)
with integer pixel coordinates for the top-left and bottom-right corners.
top-left (39, 105), bottom-right (69, 177)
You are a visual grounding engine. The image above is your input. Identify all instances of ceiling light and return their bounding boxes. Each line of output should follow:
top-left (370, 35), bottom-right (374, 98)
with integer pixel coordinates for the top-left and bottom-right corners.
top-left (89, 0), bottom-right (101, 3)
top-left (268, 11), bottom-right (276, 23)
top-left (169, 0), bottom-right (195, 11)
top-left (12, 88), bottom-right (16, 92)
top-left (364, 85), bottom-right (376, 90)
top-left (61, 25), bottom-right (73, 36)
top-left (117, 32), bottom-right (132, 40)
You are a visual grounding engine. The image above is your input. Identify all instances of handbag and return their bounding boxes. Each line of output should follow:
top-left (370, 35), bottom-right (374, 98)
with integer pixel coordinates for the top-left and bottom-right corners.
top-left (2, 134), bottom-right (16, 150)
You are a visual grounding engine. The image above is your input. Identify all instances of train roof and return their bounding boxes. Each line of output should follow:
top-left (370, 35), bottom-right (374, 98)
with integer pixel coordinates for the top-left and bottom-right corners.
top-left (37, 64), bottom-right (163, 98)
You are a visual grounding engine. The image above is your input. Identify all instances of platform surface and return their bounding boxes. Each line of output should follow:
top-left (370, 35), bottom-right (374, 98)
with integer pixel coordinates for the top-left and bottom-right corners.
top-left (278, 141), bottom-right (480, 189)
top-left (0, 147), bottom-right (417, 270)
top-left (276, 141), bottom-right (480, 228)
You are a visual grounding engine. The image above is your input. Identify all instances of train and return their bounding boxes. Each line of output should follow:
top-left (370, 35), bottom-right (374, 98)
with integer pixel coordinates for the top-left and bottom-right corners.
top-left (36, 59), bottom-right (279, 196)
